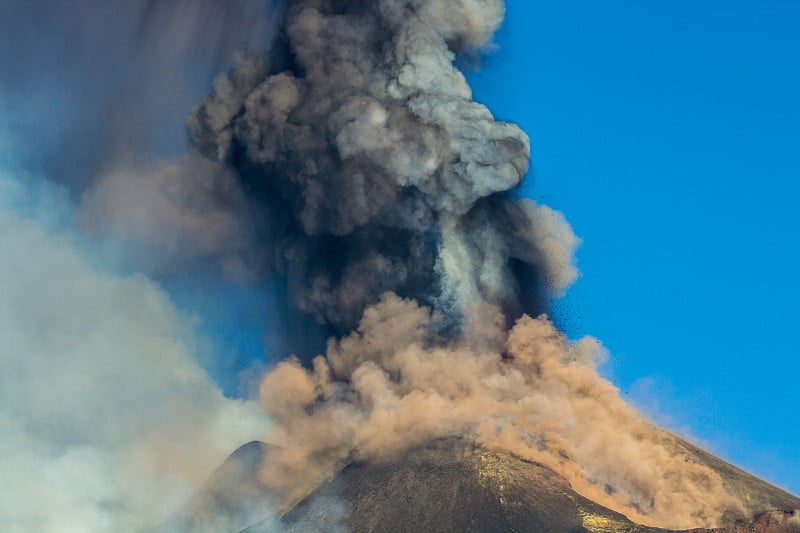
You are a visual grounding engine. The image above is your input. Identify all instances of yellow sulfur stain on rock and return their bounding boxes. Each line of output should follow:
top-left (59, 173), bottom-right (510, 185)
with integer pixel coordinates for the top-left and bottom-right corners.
top-left (476, 451), bottom-right (514, 507)
top-left (580, 509), bottom-right (638, 532)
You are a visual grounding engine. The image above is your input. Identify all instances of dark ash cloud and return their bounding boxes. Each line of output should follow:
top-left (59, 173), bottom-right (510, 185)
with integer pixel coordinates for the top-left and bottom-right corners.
top-left (188, 0), bottom-right (578, 331)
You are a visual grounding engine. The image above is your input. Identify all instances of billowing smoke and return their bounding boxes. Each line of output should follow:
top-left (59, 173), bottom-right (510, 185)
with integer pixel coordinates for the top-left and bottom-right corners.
top-left (188, 0), bottom-right (577, 331)
top-left (258, 295), bottom-right (743, 529)
top-left (182, 0), bottom-right (752, 529)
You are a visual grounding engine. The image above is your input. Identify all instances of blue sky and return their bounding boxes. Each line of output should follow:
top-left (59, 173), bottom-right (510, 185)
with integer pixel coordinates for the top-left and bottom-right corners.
top-left (467, 0), bottom-right (800, 494)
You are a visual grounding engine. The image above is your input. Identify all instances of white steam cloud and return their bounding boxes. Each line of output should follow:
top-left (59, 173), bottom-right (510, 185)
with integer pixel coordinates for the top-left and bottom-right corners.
top-left (0, 176), bottom-right (267, 532)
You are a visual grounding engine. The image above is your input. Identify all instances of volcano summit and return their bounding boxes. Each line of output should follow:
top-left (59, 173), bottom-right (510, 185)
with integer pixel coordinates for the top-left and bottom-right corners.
top-left (166, 437), bottom-right (800, 533)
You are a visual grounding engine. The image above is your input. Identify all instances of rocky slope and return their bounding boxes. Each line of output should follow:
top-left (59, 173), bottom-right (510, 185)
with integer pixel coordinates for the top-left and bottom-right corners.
top-left (165, 438), bottom-right (799, 533)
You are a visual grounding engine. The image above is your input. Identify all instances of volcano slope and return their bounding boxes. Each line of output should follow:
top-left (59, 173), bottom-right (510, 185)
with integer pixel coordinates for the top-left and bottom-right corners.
top-left (168, 437), bottom-right (800, 533)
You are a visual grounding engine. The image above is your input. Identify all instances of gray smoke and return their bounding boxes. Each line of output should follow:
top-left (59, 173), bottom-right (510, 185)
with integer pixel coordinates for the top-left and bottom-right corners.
top-left (1, 0), bottom-right (284, 281)
top-left (189, 0), bottom-right (579, 331)
top-left (0, 0), bottom-right (278, 184)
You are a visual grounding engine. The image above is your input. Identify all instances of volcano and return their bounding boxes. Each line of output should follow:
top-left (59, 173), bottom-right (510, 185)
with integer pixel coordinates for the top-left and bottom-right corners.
top-left (154, 2), bottom-right (800, 532)
top-left (165, 437), bottom-right (800, 533)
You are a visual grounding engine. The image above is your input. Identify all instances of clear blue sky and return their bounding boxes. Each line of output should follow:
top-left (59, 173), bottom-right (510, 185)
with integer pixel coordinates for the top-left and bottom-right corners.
top-left (467, 0), bottom-right (800, 494)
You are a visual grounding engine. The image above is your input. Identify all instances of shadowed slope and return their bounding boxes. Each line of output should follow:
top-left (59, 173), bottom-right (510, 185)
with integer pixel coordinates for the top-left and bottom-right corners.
top-left (156, 441), bottom-right (278, 533)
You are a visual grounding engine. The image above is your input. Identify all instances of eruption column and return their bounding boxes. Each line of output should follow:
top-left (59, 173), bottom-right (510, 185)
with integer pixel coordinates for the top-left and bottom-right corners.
top-left (188, 0), bottom-right (749, 529)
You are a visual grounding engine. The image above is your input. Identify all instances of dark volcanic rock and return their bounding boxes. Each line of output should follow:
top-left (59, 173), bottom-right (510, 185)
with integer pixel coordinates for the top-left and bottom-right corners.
top-left (270, 438), bottom-right (666, 533)
top-left (173, 438), bottom-right (799, 533)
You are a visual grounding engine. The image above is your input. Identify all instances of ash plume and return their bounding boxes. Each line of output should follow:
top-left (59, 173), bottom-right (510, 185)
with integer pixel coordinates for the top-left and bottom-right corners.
top-left (184, 0), bottom-right (755, 530)
top-left (189, 0), bottom-right (578, 331)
